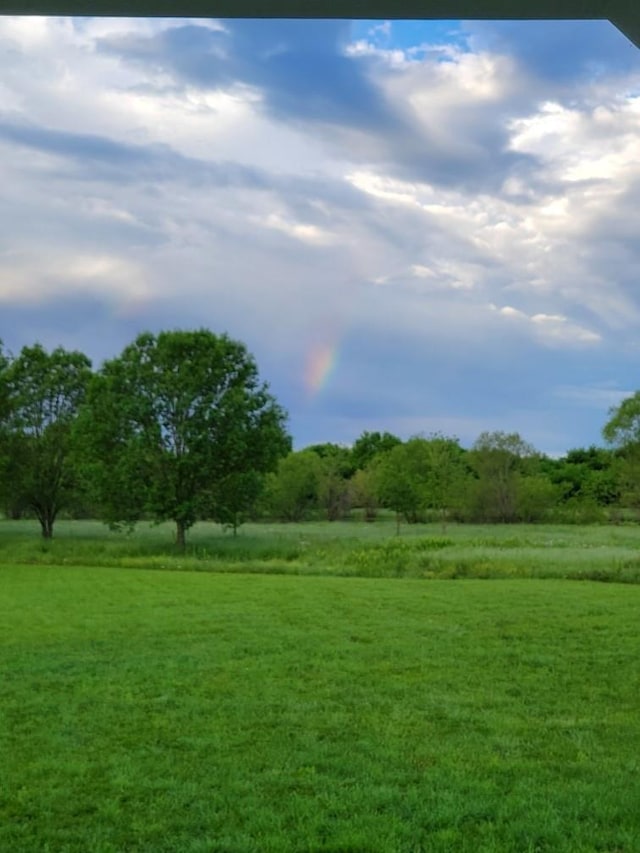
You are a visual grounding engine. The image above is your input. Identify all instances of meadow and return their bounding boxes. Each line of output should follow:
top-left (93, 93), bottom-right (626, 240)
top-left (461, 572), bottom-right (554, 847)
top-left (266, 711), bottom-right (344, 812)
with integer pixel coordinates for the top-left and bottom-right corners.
top-left (3, 516), bottom-right (640, 583)
top-left (2, 519), bottom-right (640, 851)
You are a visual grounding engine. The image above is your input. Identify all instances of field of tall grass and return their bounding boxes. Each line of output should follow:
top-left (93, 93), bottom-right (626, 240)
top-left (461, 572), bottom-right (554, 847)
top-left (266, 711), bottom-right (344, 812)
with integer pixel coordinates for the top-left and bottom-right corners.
top-left (3, 517), bottom-right (640, 583)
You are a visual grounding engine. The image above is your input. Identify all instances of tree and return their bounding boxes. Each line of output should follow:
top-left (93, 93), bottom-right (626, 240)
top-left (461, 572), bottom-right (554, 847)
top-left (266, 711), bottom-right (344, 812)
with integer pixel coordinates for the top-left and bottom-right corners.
top-left (603, 393), bottom-right (640, 448)
top-left (467, 431), bottom-right (538, 523)
top-left (515, 475), bottom-right (559, 522)
top-left (350, 465), bottom-right (379, 521)
top-left (545, 447), bottom-right (619, 508)
top-left (375, 435), bottom-right (469, 531)
top-left (0, 343), bottom-right (92, 537)
top-left (75, 330), bottom-right (290, 547)
top-left (261, 450), bottom-right (323, 521)
top-left (420, 434), bottom-right (469, 531)
top-left (603, 395), bottom-right (640, 514)
top-left (351, 430), bottom-right (401, 472)
top-left (316, 454), bottom-right (352, 521)
top-left (0, 341), bottom-right (14, 518)
top-left (376, 439), bottom-right (429, 530)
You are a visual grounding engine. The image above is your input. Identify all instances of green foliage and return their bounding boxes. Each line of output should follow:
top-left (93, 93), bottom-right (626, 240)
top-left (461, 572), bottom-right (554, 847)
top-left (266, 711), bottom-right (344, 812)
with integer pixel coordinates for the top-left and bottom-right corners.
top-left (466, 431), bottom-right (539, 523)
top-left (349, 465), bottom-right (379, 521)
top-left (419, 434), bottom-right (469, 529)
top-left (305, 442), bottom-right (354, 476)
top-left (603, 391), bottom-right (640, 447)
top-left (316, 453), bottom-right (352, 520)
top-left (261, 450), bottom-right (324, 521)
top-left (210, 470), bottom-right (265, 534)
top-left (0, 343), bottom-right (92, 537)
top-left (603, 395), bottom-right (640, 512)
top-left (351, 430), bottom-right (401, 471)
top-left (75, 330), bottom-right (290, 546)
top-left (514, 474), bottom-right (559, 522)
top-left (376, 439), bottom-right (428, 524)
top-left (376, 435), bottom-right (469, 528)
top-left (348, 535), bottom-right (453, 576)
top-left (544, 446), bottom-right (620, 508)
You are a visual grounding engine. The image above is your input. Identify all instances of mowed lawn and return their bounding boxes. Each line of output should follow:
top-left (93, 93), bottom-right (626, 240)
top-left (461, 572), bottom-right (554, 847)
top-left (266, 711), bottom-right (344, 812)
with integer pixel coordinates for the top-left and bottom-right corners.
top-left (1, 566), bottom-right (640, 852)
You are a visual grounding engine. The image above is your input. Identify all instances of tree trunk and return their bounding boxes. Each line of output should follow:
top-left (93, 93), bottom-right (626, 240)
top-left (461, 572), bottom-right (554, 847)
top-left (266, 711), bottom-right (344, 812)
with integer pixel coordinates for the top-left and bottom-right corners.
top-left (40, 516), bottom-right (54, 539)
top-left (176, 520), bottom-right (187, 550)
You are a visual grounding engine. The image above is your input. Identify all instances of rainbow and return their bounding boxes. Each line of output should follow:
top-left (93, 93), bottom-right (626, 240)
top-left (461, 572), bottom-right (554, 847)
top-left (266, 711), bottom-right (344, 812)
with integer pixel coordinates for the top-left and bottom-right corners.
top-left (304, 341), bottom-right (338, 397)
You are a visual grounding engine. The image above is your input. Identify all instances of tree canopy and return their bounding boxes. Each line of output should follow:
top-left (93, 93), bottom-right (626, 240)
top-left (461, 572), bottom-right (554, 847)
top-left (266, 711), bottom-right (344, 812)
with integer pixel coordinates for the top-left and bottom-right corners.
top-left (0, 343), bottom-right (92, 537)
top-left (75, 329), bottom-right (290, 547)
top-left (603, 393), bottom-right (640, 448)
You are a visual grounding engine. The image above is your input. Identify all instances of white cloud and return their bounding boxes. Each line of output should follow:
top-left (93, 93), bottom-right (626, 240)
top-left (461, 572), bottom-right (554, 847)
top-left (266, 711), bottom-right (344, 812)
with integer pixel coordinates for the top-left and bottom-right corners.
top-left (493, 305), bottom-right (601, 347)
top-left (260, 213), bottom-right (337, 245)
top-left (0, 252), bottom-right (151, 310)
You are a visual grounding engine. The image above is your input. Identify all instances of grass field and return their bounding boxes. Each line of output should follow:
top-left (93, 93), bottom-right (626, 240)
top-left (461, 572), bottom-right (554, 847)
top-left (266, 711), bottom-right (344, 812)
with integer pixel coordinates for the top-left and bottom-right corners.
top-left (3, 517), bottom-right (640, 582)
top-left (2, 520), bottom-right (640, 851)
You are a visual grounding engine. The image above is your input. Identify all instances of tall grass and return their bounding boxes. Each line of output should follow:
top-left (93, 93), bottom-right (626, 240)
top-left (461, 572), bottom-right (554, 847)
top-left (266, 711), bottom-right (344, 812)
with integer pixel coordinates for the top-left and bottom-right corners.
top-left (3, 518), bottom-right (640, 582)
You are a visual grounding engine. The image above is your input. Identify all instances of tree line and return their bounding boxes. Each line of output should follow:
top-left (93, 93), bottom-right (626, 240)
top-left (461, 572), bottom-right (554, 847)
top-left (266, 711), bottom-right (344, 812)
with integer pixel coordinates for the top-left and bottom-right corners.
top-left (2, 330), bottom-right (640, 542)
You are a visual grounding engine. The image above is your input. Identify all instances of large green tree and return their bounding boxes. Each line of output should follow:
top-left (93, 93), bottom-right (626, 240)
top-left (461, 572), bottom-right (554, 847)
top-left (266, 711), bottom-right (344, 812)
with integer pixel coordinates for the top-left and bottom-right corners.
top-left (0, 343), bottom-right (93, 537)
top-left (76, 329), bottom-right (290, 547)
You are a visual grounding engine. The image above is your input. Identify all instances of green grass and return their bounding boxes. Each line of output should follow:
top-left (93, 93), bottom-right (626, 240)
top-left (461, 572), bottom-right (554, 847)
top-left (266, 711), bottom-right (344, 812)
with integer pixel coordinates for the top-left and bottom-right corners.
top-left (3, 517), bottom-right (640, 582)
top-left (1, 566), bottom-right (640, 851)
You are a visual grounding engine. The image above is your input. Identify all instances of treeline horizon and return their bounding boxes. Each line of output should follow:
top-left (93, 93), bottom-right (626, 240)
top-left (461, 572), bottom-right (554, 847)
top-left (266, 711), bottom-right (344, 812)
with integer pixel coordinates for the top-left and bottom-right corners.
top-left (2, 331), bottom-right (640, 543)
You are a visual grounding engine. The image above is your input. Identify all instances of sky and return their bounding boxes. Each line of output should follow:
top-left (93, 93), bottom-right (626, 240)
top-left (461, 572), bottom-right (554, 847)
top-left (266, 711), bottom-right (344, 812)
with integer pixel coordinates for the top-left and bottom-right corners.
top-left (1, 16), bottom-right (639, 455)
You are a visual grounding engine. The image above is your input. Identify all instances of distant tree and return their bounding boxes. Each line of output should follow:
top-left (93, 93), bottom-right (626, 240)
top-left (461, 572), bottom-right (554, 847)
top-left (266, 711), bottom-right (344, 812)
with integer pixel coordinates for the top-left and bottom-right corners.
top-left (546, 447), bottom-right (619, 508)
top-left (305, 443), bottom-right (355, 477)
top-left (262, 450), bottom-right (323, 521)
top-left (351, 430), bottom-right (402, 471)
top-left (420, 434), bottom-right (469, 531)
top-left (603, 393), bottom-right (640, 448)
top-left (0, 342), bottom-right (13, 518)
top-left (0, 342), bottom-right (9, 418)
top-left (376, 434), bottom-right (469, 531)
top-left (603, 394), bottom-right (640, 514)
top-left (350, 465), bottom-right (380, 521)
top-left (75, 330), bottom-right (290, 548)
top-left (467, 431), bottom-right (538, 523)
top-left (0, 343), bottom-right (92, 537)
top-left (515, 475), bottom-right (559, 523)
top-left (302, 443), bottom-right (354, 520)
top-left (317, 454), bottom-right (352, 521)
top-left (376, 438), bottom-right (429, 531)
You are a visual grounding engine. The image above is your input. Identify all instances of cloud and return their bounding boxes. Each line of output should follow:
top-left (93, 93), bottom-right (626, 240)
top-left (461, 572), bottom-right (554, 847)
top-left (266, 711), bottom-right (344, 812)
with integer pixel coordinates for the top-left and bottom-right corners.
top-left (493, 305), bottom-right (601, 347)
top-left (0, 116), bottom-right (276, 189)
top-left (99, 20), bottom-right (401, 132)
top-left (98, 19), bottom-right (540, 194)
top-left (0, 251), bottom-right (151, 316)
top-left (0, 16), bottom-right (639, 452)
top-left (462, 19), bottom-right (640, 85)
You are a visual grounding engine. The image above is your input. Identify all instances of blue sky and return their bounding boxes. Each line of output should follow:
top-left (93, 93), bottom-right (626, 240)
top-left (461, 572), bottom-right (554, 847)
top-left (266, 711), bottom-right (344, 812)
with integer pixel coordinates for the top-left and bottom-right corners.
top-left (1, 16), bottom-right (639, 455)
